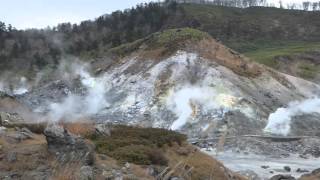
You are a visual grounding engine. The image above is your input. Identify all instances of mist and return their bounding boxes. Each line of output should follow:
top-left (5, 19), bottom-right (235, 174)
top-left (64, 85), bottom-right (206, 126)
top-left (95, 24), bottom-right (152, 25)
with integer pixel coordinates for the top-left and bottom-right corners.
top-left (264, 97), bottom-right (320, 136)
top-left (0, 76), bottom-right (30, 95)
top-left (47, 60), bottom-right (109, 122)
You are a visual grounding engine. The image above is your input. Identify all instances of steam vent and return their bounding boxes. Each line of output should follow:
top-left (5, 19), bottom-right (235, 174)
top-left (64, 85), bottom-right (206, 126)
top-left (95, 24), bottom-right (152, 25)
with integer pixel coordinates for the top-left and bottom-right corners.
top-left (1, 1), bottom-right (320, 179)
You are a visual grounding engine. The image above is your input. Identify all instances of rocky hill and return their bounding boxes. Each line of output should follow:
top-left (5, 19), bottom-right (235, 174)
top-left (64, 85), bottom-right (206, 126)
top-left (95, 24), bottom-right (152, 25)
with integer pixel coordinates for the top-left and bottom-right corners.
top-left (1, 27), bottom-right (320, 179)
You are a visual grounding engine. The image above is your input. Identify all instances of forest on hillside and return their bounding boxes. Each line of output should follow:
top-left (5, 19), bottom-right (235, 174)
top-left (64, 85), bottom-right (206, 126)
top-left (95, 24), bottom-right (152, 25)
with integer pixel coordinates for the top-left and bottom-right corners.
top-left (0, 0), bottom-right (320, 76)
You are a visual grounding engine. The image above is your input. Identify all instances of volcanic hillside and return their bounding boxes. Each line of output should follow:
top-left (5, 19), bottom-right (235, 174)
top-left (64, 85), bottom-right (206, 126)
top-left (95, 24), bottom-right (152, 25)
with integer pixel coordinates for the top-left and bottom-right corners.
top-left (15, 28), bottom-right (320, 139)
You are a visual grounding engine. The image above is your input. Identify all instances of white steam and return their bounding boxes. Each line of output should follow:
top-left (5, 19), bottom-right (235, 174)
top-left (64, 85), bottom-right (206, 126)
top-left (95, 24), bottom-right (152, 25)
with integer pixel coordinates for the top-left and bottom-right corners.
top-left (48, 61), bottom-right (109, 122)
top-left (168, 87), bottom-right (210, 130)
top-left (0, 76), bottom-right (29, 95)
top-left (167, 86), bottom-right (239, 130)
top-left (13, 77), bottom-right (29, 95)
top-left (264, 97), bottom-right (320, 136)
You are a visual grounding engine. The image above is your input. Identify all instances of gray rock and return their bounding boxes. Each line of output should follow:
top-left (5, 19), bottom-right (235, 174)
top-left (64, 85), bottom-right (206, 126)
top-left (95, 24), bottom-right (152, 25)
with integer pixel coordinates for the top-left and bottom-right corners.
top-left (238, 170), bottom-right (261, 180)
top-left (269, 174), bottom-right (296, 180)
top-left (125, 162), bottom-right (130, 169)
top-left (7, 152), bottom-right (17, 162)
top-left (80, 166), bottom-right (94, 180)
top-left (296, 168), bottom-right (309, 173)
top-left (0, 112), bottom-right (24, 127)
top-left (95, 124), bottom-right (111, 136)
top-left (44, 125), bottom-right (95, 165)
top-left (170, 177), bottom-right (184, 180)
top-left (18, 127), bottom-right (34, 139)
top-left (284, 166), bottom-right (291, 172)
top-left (102, 170), bottom-right (114, 179)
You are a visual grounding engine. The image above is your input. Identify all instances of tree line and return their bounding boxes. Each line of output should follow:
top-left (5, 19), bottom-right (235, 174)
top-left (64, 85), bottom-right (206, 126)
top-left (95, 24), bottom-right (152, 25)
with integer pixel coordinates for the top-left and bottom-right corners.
top-left (168, 0), bottom-right (320, 10)
top-left (0, 0), bottom-right (319, 77)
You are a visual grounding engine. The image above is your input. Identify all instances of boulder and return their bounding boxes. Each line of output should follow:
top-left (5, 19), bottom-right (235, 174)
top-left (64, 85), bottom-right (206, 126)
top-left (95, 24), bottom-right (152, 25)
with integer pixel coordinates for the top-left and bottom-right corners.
top-left (270, 174), bottom-right (296, 180)
top-left (284, 166), bottom-right (291, 172)
top-left (6, 127), bottom-right (34, 143)
top-left (238, 170), bottom-right (261, 180)
top-left (296, 168), bottom-right (309, 173)
top-left (95, 124), bottom-right (111, 136)
top-left (44, 125), bottom-right (95, 165)
top-left (0, 112), bottom-right (24, 127)
top-left (79, 166), bottom-right (94, 180)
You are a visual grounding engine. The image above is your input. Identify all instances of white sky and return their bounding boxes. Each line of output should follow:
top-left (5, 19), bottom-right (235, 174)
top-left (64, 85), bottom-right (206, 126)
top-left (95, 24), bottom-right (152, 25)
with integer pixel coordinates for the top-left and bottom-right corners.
top-left (0, 0), bottom-right (153, 30)
top-left (0, 0), bottom-right (316, 30)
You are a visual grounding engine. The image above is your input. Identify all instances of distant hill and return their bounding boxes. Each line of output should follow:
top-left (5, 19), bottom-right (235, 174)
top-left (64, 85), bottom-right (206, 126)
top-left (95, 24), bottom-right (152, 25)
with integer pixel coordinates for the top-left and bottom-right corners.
top-left (0, 1), bottom-right (320, 80)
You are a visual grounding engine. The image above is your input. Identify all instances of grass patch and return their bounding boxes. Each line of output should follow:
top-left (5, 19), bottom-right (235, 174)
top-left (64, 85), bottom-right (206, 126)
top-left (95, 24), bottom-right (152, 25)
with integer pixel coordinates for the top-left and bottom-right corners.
top-left (298, 63), bottom-right (319, 79)
top-left (243, 41), bottom-right (320, 68)
top-left (108, 39), bottom-right (145, 57)
top-left (108, 28), bottom-right (210, 57)
top-left (88, 125), bottom-right (187, 165)
top-left (148, 28), bottom-right (210, 48)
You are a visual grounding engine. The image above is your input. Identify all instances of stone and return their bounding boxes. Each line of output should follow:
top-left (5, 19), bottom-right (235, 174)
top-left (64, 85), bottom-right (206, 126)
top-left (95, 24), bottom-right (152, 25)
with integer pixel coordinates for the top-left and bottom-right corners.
top-left (44, 125), bottom-right (95, 165)
top-left (261, 165), bottom-right (270, 169)
top-left (0, 112), bottom-right (24, 127)
top-left (125, 162), bottom-right (130, 169)
top-left (299, 154), bottom-right (308, 159)
top-left (269, 174), bottom-right (296, 180)
top-left (7, 152), bottom-right (17, 162)
top-left (95, 124), bottom-right (111, 136)
top-left (238, 170), bottom-right (261, 180)
top-left (296, 168), bottom-right (309, 173)
top-left (18, 127), bottom-right (34, 139)
top-left (284, 166), bottom-right (291, 172)
top-left (79, 166), bottom-right (94, 180)
top-left (102, 170), bottom-right (114, 180)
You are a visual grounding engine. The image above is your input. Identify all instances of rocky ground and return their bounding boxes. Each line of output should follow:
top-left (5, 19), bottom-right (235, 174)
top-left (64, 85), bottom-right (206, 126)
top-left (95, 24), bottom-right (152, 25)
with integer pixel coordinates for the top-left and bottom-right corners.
top-left (194, 135), bottom-right (320, 179)
top-left (0, 114), bottom-right (245, 180)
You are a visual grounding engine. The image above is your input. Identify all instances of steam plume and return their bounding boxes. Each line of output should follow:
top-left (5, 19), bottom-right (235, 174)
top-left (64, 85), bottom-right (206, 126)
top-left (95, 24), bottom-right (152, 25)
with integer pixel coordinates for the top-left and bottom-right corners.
top-left (167, 86), bottom-right (237, 130)
top-left (264, 97), bottom-right (320, 135)
top-left (47, 60), bottom-right (109, 122)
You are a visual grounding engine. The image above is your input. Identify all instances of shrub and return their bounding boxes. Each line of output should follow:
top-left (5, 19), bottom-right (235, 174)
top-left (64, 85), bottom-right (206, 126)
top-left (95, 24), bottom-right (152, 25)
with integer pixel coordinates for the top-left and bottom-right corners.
top-left (88, 125), bottom-right (186, 165)
top-left (148, 149), bottom-right (168, 166)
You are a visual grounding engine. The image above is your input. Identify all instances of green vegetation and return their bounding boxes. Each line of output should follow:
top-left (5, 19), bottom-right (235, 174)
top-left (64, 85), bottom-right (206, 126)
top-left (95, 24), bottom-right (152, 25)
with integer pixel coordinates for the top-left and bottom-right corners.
top-left (1, 1), bottom-right (320, 80)
top-left (88, 125), bottom-right (187, 165)
top-left (298, 63), bottom-right (320, 79)
top-left (150, 28), bottom-right (210, 48)
top-left (243, 41), bottom-right (320, 68)
top-left (109, 28), bottom-right (210, 57)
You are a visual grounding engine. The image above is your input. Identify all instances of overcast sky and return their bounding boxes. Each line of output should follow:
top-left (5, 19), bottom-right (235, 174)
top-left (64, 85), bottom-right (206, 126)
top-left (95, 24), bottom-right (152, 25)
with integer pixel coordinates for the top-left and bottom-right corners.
top-left (0, 0), bottom-right (153, 30)
top-left (0, 0), bottom-right (316, 30)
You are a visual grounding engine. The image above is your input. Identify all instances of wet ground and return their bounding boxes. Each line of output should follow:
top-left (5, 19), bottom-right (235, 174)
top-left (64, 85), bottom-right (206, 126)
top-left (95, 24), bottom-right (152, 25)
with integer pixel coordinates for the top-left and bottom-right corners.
top-left (204, 150), bottom-right (320, 179)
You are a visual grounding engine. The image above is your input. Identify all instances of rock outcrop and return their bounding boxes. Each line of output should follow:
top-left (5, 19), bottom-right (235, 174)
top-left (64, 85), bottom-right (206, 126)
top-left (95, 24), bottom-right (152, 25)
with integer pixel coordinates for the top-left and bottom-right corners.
top-left (44, 125), bottom-right (95, 165)
top-left (0, 112), bottom-right (24, 127)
